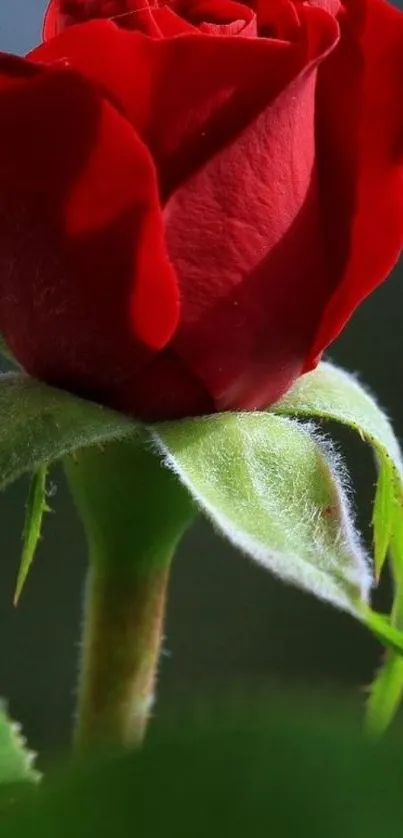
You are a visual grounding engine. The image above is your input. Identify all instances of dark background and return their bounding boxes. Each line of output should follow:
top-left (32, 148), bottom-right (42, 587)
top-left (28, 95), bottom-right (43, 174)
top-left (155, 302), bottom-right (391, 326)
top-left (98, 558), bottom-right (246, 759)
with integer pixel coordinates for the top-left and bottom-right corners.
top-left (0, 0), bottom-right (400, 754)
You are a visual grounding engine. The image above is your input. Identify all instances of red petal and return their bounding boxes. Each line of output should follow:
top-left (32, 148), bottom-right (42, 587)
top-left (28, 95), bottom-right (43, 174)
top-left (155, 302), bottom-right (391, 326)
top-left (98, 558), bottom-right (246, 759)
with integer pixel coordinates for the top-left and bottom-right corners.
top-left (43, 0), bottom-right (256, 37)
top-left (31, 15), bottom-right (334, 201)
top-left (0, 56), bottom-right (178, 409)
top-left (307, 0), bottom-right (403, 367)
top-left (43, 0), bottom-right (62, 39)
top-left (163, 7), bottom-right (339, 410)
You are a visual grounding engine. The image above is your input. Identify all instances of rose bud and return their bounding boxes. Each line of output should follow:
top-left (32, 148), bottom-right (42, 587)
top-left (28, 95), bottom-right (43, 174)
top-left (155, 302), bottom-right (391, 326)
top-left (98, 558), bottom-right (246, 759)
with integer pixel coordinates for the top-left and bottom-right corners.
top-left (0, 0), bottom-right (401, 420)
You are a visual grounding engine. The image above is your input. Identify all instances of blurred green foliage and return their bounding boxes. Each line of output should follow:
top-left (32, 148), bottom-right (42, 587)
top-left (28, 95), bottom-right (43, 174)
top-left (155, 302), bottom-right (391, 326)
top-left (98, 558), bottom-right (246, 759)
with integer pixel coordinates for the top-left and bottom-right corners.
top-left (2, 700), bottom-right (403, 837)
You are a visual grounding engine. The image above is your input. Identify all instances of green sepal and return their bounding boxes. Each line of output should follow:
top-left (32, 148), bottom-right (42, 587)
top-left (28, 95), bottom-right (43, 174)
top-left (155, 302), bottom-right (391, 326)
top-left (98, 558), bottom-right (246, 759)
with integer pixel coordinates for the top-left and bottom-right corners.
top-left (0, 334), bottom-right (18, 369)
top-left (1, 367), bottom-right (403, 711)
top-left (366, 514), bottom-right (403, 735)
top-left (14, 466), bottom-right (50, 605)
top-left (272, 361), bottom-right (403, 580)
top-left (366, 654), bottom-right (403, 737)
top-left (153, 412), bottom-right (371, 615)
top-left (272, 362), bottom-right (403, 733)
top-left (0, 373), bottom-right (137, 491)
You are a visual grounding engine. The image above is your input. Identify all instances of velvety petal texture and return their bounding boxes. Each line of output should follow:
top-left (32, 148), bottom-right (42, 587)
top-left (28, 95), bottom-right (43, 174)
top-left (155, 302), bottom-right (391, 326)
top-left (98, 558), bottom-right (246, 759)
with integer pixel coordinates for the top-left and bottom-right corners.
top-left (0, 0), bottom-right (401, 419)
top-left (0, 53), bottom-right (182, 413)
top-left (308, 0), bottom-right (403, 367)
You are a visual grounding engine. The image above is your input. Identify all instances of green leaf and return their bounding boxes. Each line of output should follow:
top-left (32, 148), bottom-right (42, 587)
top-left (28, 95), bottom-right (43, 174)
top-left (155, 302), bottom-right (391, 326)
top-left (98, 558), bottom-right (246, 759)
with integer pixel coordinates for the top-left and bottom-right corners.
top-left (0, 702), bottom-right (39, 786)
top-left (153, 412), bottom-right (371, 615)
top-left (0, 373), bottom-right (137, 490)
top-left (272, 361), bottom-right (403, 579)
top-left (14, 467), bottom-right (50, 605)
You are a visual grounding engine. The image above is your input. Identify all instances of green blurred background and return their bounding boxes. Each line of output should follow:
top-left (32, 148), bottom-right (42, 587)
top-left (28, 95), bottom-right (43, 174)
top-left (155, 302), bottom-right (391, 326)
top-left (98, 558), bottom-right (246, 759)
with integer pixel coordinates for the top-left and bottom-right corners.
top-left (0, 1), bottom-right (400, 755)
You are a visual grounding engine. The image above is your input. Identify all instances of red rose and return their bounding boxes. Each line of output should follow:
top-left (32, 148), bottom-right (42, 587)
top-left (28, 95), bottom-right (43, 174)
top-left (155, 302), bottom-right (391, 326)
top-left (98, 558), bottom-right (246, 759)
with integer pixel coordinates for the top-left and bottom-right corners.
top-left (0, 0), bottom-right (401, 419)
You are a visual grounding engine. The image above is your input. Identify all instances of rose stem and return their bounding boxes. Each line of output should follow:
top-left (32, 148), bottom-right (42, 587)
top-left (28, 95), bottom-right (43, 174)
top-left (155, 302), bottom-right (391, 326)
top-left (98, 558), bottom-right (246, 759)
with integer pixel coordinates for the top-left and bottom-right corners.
top-left (64, 438), bottom-right (195, 751)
